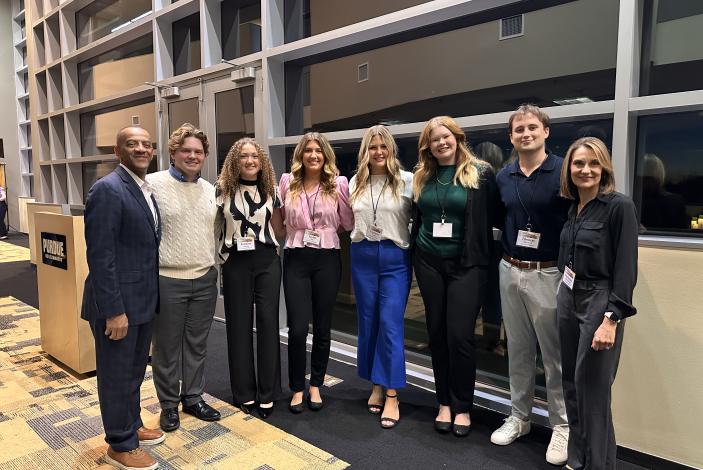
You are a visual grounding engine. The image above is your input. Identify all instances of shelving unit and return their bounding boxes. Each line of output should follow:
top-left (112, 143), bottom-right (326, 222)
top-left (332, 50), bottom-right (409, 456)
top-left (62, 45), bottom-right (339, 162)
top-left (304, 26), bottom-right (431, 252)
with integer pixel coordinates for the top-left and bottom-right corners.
top-left (12, 0), bottom-right (34, 199)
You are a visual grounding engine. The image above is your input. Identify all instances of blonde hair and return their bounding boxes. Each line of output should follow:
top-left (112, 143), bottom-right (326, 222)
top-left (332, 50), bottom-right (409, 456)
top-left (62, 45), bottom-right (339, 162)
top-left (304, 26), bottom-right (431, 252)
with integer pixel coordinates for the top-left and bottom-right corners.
top-left (560, 137), bottom-right (616, 200)
top-left (288, 132), bottom-right (339, 200)
top-left (168, 122), bottom-right (209, 156)
top-left (216, 138), bottom-right (277, 201)
top-left (351, 125), bottom-right (403, 203)
top-left (413, 116), bottom-right (488, 201)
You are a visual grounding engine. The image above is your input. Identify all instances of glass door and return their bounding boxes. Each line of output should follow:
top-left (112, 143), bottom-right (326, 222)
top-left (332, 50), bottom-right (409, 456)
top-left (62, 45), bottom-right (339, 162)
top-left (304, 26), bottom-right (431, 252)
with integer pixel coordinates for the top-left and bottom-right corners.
top-left (201, 77), bottom-right (256, 183)
top-left (160, 83), bottom-right (203, 171)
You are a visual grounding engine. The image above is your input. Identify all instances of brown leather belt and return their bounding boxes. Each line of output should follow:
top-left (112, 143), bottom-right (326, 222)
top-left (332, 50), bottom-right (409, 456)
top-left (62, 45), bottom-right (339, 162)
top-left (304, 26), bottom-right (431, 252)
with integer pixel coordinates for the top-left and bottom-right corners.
top-left (502, 254), bottom-right (557, 270)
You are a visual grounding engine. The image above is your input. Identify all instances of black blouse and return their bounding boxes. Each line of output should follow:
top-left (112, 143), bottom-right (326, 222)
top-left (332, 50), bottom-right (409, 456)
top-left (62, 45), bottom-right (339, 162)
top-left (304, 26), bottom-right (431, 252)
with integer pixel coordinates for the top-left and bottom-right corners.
top-left (558, 192), bottom-right (639, 321)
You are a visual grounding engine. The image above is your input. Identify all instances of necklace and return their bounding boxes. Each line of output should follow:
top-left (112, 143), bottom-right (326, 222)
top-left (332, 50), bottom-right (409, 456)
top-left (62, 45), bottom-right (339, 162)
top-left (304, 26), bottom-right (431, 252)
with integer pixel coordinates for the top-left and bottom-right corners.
top-left (436, 175), bottom-right (451, 186)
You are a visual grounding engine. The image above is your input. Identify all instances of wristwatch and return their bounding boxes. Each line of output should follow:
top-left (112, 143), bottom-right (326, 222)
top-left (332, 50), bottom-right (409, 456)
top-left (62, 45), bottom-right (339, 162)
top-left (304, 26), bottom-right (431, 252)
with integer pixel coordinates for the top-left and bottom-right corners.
top-left (604, 311), bottom-right (620, 323)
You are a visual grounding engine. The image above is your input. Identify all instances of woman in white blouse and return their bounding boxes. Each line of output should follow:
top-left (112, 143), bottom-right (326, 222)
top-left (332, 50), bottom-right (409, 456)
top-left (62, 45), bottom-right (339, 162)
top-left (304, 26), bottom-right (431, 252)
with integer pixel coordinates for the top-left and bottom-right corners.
top-left (216, 137), bottom-right (285, 419)
top-left (349, 125), bottom-right (413, 429)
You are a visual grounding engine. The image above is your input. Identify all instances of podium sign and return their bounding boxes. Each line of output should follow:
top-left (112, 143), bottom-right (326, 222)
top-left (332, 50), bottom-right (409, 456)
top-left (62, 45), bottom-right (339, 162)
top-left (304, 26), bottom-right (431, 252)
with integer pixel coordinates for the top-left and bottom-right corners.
top-left (41, 232), bottom-right (68, 270)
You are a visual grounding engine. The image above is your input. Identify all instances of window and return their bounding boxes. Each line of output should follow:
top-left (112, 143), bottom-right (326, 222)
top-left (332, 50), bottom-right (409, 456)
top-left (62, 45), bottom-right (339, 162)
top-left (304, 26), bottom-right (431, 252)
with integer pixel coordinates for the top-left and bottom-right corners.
top-left (634, 111), bottom-right (703, 236)
top-left (283, 117), bottom-right (613, 394)
top-left (221, 0), bottom-right (261, 60)
top-left (284, 0), bottom-right (432, 43)
top-left (76, 0), bottom-right (151, 48)
top-left (80, 98), bottom-right (157, 157)
top-left (285, 0), bottom-right (618, 135)
top-left (640, 0), bottom-right (703, 96)
top-left (173, 13), bottom-right (201, 76)
top-left (78, 36), bottom-right (154, 102)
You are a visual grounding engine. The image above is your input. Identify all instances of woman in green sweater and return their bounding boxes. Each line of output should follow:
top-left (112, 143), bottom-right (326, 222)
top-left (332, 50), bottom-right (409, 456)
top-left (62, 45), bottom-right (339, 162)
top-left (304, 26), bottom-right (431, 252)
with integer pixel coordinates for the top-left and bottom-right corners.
top-left (410, 116), bottom-right (500, 438)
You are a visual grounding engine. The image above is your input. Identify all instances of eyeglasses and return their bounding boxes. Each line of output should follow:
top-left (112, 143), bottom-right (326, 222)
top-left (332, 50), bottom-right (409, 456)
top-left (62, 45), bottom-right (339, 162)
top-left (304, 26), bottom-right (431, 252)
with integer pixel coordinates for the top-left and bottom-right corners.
top-left (239, 153), bottom-right (259, 161)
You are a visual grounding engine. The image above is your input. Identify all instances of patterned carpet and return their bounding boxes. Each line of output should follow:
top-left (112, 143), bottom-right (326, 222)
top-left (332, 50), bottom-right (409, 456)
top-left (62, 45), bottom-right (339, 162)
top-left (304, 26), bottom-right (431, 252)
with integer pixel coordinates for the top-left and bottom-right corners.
top-left (0, 296), bottom-right (349, 469)
top-left (0, 241), bottom-right (31, 263)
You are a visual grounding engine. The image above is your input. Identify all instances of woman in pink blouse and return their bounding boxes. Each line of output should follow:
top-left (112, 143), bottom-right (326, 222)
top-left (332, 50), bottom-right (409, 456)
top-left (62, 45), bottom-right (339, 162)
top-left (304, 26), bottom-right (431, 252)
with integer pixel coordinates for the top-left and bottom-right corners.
top-left (279, 132), bottom-right (353, 414)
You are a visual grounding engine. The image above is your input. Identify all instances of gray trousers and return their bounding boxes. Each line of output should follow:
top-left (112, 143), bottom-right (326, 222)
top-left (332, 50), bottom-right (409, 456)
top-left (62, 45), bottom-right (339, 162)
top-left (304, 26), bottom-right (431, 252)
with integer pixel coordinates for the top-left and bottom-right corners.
top-left (152, 267), bottom-right (218, 409)
top-left (558, 280), bottom-right (625, 470)
top-left (499, 259), bottom-right (568, 427)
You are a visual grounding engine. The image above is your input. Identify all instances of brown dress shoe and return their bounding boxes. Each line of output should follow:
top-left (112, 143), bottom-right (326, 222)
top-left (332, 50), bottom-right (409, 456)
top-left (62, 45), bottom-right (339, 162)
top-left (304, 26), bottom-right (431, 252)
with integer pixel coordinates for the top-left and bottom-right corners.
top-left (137, 426), bottom-right (166, 445)
top-left (105, 447), bottom-right (159, 470)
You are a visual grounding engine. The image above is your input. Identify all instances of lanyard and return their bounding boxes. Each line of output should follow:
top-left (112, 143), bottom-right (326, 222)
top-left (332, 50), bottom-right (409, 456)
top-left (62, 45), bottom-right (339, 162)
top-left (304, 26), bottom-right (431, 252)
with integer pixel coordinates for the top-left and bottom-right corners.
top-left (513, 165), bottom-right (542, 231)
top-left (303, 183), bottom-right (321, 230)
top-left (434, 170), bottom-right (453, 223)
top-left (369, 177), bottom-right (387, 224)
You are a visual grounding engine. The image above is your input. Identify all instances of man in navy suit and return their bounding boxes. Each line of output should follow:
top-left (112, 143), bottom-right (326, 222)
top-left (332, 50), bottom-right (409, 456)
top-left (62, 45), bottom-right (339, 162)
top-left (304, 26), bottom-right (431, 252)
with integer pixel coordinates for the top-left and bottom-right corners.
top-left (82, 126), bottom-right (164, 470)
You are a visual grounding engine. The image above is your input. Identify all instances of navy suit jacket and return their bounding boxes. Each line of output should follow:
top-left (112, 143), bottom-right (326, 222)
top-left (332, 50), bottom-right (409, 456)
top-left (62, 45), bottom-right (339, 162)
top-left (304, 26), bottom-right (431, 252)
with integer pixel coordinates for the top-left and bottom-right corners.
top-left (81, 165), bottom-right (161, 325)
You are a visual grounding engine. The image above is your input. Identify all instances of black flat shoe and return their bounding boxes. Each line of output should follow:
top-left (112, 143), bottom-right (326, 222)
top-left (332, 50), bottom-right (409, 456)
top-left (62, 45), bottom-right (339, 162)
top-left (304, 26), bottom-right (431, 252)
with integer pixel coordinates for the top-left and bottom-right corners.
top-left (258, 405), bottom-right (274, 419)
top-left (306, 395), bottom-right (323, 411)
top-left (238, 402), bottom-right (257, 415)
top-left (289, 399), bottom-right (305, 414)
top-left (434, 420), bottom-right (452, 434)
top-left (160, 407), bottom-right (180, 432)
top-left (182, 400), bottom-right (221, 422)
top-left (452, 423), bottom-right (472, 437)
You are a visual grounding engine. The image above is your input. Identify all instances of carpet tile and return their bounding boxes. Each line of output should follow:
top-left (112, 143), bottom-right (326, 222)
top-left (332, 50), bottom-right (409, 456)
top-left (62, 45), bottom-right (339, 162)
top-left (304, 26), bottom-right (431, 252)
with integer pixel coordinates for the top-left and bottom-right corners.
top-left (0, 296), bottom-right (349, 469)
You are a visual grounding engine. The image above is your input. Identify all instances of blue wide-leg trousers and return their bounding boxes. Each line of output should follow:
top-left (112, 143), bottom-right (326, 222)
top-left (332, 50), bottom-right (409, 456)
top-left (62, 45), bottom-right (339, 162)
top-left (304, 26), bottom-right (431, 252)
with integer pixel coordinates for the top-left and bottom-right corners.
top-left (351, 239), bottom-right (411, 389)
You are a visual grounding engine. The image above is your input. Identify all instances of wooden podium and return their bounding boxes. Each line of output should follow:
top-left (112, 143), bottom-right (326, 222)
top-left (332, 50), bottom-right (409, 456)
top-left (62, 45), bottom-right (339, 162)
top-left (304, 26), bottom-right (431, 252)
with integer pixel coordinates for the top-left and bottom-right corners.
top-left (34, 212), bottom-right (95, 374)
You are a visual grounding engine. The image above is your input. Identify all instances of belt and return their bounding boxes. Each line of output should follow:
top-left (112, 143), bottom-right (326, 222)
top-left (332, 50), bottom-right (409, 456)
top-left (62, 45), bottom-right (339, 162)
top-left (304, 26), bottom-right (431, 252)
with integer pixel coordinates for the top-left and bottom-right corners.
top-left (502, 254), bottom-right (557, 270)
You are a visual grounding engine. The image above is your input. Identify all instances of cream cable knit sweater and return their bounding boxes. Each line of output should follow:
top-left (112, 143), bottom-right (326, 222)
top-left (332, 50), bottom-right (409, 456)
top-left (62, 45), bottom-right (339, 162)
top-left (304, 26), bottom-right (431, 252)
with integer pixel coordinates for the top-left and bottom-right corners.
top-left (147, 170), bottom-right (218, 279)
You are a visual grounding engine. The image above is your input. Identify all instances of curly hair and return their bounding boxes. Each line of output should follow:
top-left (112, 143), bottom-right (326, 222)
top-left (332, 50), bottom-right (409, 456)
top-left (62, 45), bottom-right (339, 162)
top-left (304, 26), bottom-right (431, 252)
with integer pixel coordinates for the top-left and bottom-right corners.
top-left (351, 125), bottom-right (403, 203)
top-left (288, 132), bottom-right (339, 200)
top-left (168, 122), bottom-right (209, 156)
top-left (413, 116), bottom-right (488, 201)
top-left (216, 138), bottom-right (277, 201)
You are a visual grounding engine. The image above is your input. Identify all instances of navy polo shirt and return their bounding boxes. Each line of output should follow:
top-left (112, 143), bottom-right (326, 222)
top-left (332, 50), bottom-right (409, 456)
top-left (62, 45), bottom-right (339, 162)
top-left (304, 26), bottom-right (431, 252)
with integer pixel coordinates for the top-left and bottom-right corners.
top-left (496, 153), bottom-right (570, 261)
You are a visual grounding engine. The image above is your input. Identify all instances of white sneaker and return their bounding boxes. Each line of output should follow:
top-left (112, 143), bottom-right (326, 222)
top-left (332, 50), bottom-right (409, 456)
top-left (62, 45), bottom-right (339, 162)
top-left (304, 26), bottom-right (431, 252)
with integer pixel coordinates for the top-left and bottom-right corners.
top-left (546, 426), bottom-right (569, 465)
top-left (490, 415), bottom-right (531, 445)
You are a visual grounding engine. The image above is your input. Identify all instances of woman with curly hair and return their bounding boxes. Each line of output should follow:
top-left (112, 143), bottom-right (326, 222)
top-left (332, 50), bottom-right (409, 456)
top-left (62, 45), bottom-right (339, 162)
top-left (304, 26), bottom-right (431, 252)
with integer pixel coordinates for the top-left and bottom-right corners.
top-left (278, 132), bottom-right (353, 414)
top-left (216, 137), bottom-right (285, 419)
top-left (410, 116), bottom-right (500, 437)
top-left (349, 125), bottom-right (413, 429)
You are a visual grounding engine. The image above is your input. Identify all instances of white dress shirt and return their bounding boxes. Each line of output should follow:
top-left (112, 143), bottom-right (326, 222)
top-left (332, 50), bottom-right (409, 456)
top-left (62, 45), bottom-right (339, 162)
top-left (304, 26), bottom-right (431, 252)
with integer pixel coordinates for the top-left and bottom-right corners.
top-left (120, 164), bottom-right (158, 228)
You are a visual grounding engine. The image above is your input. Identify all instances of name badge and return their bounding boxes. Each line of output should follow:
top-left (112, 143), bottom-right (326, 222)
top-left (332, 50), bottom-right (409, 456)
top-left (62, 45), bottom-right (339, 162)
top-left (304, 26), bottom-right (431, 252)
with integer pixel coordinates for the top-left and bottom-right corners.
top-left (516, 230), bottom-right (541, 249)
top-left (237, 236), bottom-right (256, 251)
top-left (367, 225), bottom-right (383, 242)
top-left (433, 222), bottom-right (453, 238)
top-left (562, 266), bottom-right (576, 290)
top-left (303, 229), bottom-right (321, 247)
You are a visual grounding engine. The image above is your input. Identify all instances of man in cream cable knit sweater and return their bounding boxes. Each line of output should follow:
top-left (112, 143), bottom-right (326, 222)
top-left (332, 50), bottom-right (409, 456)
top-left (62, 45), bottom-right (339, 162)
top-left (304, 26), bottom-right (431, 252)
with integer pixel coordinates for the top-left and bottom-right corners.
top-left (147, 124), bottom-right (221, 432)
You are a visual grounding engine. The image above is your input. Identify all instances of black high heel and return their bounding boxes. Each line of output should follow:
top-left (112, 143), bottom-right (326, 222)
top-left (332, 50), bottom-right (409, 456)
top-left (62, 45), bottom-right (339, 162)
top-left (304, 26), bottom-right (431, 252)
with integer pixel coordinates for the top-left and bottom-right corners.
top-left (238, 401), bottom-right (257, 415)
top-left (380, 393), bottom-right (399, 429)
top-left (258, 403), bottom-right (274, 419)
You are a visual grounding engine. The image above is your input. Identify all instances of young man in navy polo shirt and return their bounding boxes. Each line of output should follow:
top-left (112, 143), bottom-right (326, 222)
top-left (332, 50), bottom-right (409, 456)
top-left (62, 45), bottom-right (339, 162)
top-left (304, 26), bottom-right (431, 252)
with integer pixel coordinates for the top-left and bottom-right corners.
top-left (491, 104), bottom-right (570, 466)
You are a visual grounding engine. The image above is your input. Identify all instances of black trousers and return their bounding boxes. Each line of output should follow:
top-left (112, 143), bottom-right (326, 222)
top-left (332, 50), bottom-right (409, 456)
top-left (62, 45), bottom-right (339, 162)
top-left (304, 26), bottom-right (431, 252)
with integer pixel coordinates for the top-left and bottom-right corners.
top-left (558, 280), bottom-right (625, 470)
top-left (413, 248), bottom-right (487, 414)
top-left (0, 201), bottom-right (7, 236)
top-left (89, 319), bottom-right (153, 452)
top-left (221, 244), bottom-right (282, 405)
top-left (283, 248), bottom-right (341, 391)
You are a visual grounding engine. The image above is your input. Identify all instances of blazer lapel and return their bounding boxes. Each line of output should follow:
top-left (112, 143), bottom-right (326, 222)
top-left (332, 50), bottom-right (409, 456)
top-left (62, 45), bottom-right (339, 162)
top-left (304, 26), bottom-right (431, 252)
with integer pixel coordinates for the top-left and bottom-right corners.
top-left (116, 166), bottom-right (157, 235)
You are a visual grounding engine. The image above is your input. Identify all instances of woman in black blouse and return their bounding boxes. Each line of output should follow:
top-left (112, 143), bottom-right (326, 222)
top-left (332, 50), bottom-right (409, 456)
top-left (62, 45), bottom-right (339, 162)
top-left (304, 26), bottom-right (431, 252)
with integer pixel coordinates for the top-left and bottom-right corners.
top-left (216, 138), bottom-right (285, 419)
top-left (557, 137), bottom-right (638, 470)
